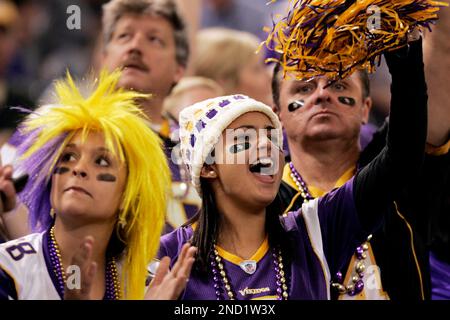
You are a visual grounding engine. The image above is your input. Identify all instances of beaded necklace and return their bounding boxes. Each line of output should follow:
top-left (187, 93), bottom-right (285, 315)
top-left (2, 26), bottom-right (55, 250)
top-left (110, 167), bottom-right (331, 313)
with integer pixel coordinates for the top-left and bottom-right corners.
top-left (48, 226), bottom-right (121, 300)
top-left (210, 245), bottom-right (288, 300)
top-left (288, 162), bottom-right (314, 202)
top-left (331, 235), bottom-right (372, 296)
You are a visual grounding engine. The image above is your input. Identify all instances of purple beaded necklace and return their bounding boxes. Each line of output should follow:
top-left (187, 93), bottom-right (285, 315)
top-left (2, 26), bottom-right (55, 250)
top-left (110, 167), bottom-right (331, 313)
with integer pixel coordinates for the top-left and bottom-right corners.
top-left (331, 235), bottom-right (372, 296)
top-left (288, 162), bottom-right (313, 202)
top-left (210, 244), bottom-right (288, 300)
top-left (48, 226), bottom-right (120, 299)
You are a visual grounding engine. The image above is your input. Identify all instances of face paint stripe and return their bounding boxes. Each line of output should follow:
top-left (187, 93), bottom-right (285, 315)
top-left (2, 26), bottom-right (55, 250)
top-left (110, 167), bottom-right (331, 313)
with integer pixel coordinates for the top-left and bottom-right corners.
top-left (54, 167), bottom-right (70, 175)
top-left (97, 174), bottom-right (117, 182)
top-left (229, 142), bottom-right (251, 154)
top-left (288, 100), bottom-right (305, 112)
top-left (338, 96), bottom-right (356, 106)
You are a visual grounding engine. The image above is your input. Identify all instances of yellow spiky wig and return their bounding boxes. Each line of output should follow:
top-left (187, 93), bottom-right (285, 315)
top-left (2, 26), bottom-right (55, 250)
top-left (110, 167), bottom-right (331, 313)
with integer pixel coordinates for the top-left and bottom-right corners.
top-left (16, 70), bottom-right (170, 299)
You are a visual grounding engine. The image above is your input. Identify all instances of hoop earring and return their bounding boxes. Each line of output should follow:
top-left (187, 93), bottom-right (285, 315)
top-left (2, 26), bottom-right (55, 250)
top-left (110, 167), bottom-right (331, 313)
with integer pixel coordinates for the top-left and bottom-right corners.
top-left (118, 216), bottom-right (127, 229)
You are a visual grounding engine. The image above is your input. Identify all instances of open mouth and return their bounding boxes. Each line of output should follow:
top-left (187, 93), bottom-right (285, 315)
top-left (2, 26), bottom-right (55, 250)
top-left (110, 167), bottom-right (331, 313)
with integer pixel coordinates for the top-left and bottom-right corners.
top-left (249, 157), bottom-right (275, 176)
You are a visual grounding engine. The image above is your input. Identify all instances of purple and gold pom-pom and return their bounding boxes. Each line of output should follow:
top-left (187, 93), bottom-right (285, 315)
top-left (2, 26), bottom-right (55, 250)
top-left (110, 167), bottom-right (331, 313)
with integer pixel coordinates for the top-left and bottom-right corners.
top-left (263, 0), bottom-right (448, 80)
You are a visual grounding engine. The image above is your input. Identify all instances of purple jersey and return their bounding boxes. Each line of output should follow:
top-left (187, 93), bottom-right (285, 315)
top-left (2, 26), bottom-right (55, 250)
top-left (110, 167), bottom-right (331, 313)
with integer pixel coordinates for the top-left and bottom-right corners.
top-left (159, 179), bottom-right (365, 300)
top-left (430, 252), bottom-right (450, 300)
top-left (0, 229), bottom-right (127, 300)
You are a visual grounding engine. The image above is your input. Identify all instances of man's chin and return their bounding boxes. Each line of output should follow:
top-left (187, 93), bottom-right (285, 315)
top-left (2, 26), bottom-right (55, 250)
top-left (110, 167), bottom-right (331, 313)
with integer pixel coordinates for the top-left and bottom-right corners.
top-left (305, 128), bottom-right (343, 141)
top-left (118, 79), bottom-right (149, 93)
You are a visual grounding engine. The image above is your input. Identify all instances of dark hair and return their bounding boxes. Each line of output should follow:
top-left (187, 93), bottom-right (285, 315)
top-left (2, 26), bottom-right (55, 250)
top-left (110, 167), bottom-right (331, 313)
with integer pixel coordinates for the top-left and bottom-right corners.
top-left (184, 179), bottom-right (218, 274)
top-left (272, 64), bottom-right (371, 111)
top-left (357, 69), bottom-right (370, 99)
top-left (186, 178), bottom-right (292, 275)
top-left (271, 63), bottom-right (282, 112)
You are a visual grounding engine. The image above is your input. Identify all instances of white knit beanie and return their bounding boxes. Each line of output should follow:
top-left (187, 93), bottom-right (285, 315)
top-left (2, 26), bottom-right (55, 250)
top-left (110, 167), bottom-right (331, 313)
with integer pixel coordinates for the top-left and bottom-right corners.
top-left (179, 94), bottom-right (283, 194)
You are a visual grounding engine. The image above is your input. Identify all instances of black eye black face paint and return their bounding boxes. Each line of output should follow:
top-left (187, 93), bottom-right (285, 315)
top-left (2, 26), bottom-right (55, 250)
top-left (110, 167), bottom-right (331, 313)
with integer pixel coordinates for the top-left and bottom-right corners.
top-left (54, 167), bottom-right (70, 175)
top-left (97, 174), bottom-right (117, 182)
top-left (338, 96), bottom-right (356, 107)
top-left (229, 142), bottom-right (251, 154)
top-left (288, 100), bottom-right (305, 112)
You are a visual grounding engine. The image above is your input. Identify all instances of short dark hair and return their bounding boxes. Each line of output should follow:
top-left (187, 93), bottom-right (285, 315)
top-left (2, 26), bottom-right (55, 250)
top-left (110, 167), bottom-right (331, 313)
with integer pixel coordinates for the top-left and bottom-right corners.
top-left (357, 69), bottom-right (370, 99)
top-left (271, 63), bottom-right (283, 111)
top-left (272, 64), bottom-right (371, 111)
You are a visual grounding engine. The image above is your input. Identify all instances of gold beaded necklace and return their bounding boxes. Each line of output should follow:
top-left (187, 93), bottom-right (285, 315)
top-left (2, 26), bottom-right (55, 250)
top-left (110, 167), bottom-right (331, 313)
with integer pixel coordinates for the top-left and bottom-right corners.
top-left (48, 226), bottom-right (121, 299)
top-left (210, 245), bottom-right (289, 300)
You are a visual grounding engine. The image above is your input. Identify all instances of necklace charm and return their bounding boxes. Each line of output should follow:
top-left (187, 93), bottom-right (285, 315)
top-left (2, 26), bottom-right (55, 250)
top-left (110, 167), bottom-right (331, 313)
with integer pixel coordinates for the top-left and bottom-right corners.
top-left (210, 244), bottom-right (288, 300)
top-left (239, 260), bottom-right (257, 275)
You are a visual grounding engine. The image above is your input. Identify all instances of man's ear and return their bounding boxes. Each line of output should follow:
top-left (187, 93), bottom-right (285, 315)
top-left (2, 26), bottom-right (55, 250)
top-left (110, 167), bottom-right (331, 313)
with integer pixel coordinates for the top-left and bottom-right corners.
top-left (100, 43), bottom-right (109, 65)
top-left (173, 63), bottom-right (185, 85)
top-left (200, 165), bottom-right (217, 179)
top-left (361, 96), bottom-right (373, 125)
top-left (272, 103), bottom-right (280, 117)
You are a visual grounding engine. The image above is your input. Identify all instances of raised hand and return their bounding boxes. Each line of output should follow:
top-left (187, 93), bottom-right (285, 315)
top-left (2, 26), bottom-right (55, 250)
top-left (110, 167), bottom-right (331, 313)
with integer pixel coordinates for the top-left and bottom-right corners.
top-left (145, 243), bottom-right (197, 300)
top-left (407, 28), bottom-right (422, 43)
top-left (64, 236), bottom-right (97, 300)
top-left (0, 165), bottom-right (16, 214)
